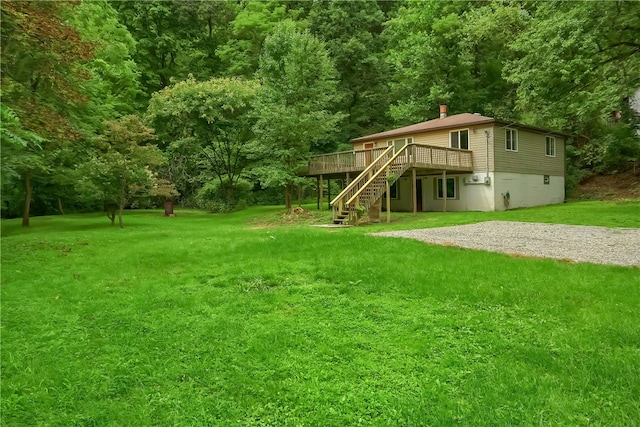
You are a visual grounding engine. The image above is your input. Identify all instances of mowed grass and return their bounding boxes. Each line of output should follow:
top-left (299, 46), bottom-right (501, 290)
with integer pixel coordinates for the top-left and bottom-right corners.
top-left (2, 201), bottom-right (639, 426)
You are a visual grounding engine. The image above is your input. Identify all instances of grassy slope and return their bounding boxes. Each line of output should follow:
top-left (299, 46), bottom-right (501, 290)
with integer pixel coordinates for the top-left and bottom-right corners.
top-left (2, 202), bottom-right (639, 426)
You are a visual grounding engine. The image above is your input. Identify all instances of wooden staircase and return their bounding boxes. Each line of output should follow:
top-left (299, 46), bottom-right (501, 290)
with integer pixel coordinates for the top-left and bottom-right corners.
top-left (330, 145), bottom-right (412, 225)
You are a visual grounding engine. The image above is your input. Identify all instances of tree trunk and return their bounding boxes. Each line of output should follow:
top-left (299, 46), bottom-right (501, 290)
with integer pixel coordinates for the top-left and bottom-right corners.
top-left (164, 200), bottom-right (174, 216)
top-left (118, 199), bottom-right (124, 228)
top-left (118, 179), bottom-right (126, 228)
top-left (106, 204), bottom-right (116, 225)
top-left (22, 172), bottom-right (32, 227)
top-left (285, 184), bottom-right (293, 213)
top-left (57, 197), bottom-right (64, 215)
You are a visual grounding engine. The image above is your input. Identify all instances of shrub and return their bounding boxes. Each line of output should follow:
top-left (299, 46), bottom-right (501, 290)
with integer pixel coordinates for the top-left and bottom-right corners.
top-left (196, 178), bottom-right (252, 212)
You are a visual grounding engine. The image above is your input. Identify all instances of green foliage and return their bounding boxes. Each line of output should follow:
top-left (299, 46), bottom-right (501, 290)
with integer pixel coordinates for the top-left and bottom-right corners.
top-left (385, 1), bottom-right (518, 124)
top-left (216, 1), bottom-right (288, 76)
top-left (147, 76), bottom-right (259, 208)
top-left (0, 104), bottom-right (44, 181)
top-left (3, 0), bottom-right (639, 216)
top-left (70, 0), bottom-right (143, 118)
top-left (80, 115), bottom-right (164, 227)
top-left (506, 1), bottom-right (640, 131)
top-left (149, 179), bottom-right (180, 201)
top-left (196, 177), bottom-right (252, 212)
top-left (307, 0), bottom-right (392, 139)
top-left (0, 103), bottom-right (47, 219)
top-left (114, 1), bottom-right (197, 95)
top-left (591, 125), bottom-right (640, 173)
top-left (0, 1), bottom-right (93, 139)
top-left (172, 1), bottom-right (238, 79)
top-left (252, 21), bottom-right (343, 212)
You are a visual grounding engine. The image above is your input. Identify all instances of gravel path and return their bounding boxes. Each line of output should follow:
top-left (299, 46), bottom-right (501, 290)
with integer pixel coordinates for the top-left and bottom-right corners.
top-left (372, 221), bottom-right (640, 267)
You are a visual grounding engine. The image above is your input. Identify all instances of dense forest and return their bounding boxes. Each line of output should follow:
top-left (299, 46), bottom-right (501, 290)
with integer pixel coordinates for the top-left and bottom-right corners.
top-left (2, 0), bottom-right (639, 224)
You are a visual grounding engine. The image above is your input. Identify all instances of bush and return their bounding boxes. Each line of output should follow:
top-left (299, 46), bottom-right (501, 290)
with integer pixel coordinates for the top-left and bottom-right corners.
top-left (574, 124), bottom-right (640, 174)
top-left (196, 178), bottom-right (252, 212)
top-left (601, 125), bottom-right (640, 172)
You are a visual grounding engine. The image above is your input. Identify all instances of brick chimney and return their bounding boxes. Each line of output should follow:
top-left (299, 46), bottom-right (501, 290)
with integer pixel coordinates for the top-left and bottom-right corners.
top-left (439, 104), bottom-right (448, 119)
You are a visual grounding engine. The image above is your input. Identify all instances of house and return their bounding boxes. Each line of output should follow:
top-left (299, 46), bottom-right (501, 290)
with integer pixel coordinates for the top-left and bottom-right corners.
top-left (306, 106), bottom-right (567, 224)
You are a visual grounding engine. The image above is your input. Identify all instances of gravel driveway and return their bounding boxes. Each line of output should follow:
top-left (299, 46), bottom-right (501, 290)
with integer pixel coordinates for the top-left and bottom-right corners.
top-left (372, 221), bottom-right (640, 267)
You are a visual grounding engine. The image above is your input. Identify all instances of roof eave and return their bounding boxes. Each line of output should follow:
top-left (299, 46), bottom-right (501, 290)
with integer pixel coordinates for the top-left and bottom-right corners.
top-left (493, 120), bottom-right (571, 138)
top-left (351, 118), bottom-right (570, 143)
top-left (350, 118), bottom-right (496, 143)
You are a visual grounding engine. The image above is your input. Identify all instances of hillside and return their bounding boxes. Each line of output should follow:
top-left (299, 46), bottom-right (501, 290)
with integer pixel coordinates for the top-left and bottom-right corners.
top-left (575, 170), bottom-right (640, 201)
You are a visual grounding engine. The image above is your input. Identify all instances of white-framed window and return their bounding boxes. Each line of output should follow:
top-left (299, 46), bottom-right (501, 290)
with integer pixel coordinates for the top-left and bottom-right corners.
top-left (450, 129), bottom-right (469, 150)
top-left (436, 177), bottom-right (456, 199)
top-left (505, 128), bottom-right (518, 152)
top-left (545, 136), bottom-right (556, 157)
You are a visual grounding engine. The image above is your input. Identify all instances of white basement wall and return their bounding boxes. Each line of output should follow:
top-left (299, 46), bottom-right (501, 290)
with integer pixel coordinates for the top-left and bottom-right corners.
top-left (492, 172), bottom-right (565, 211)
top-left (421, 173), bottom-right (495, 212)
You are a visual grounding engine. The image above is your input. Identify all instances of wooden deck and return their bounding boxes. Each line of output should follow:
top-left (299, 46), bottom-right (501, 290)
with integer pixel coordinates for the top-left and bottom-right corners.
top-left (307, 143), bottom-right (473, 176)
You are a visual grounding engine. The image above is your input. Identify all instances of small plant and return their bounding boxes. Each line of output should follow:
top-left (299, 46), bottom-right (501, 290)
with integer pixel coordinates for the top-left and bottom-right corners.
top-left (387, 173), bottom-right (397, 183)
top-left (355, 204), bottom-right (367, 217)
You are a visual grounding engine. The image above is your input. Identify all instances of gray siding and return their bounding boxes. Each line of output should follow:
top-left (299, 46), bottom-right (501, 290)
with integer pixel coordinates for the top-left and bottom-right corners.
top-left (493, 126), bottom-right (565, 176)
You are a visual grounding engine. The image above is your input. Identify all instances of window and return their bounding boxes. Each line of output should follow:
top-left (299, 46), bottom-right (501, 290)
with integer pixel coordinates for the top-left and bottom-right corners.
top-left (505, 129), bottom-right (518, 151)
top-left (383, 181), bottom-right (399, 199)
top-left (450, 130), bottom-right (469, 150)
top-left (545, 136), bottom-right (556, 157)
top-left (436, 177), bottom-right (456, 199)
top-left (387, 137), bottom-right (412, 152)
top-left (389, 181), bottom-right (398, 199)
top-left (543, 175), bottom-right (550, 185)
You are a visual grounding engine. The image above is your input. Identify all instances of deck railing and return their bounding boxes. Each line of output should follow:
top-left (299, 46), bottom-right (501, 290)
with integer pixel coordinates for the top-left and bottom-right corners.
top-left (410, 144), bottom-right (473, 169)
top-left (326, 144), bottom-right (474, 224)
top-left (308, 147), bottom-right (388, 175)
top-left (341, 146), bottom-right (413, 223)
top-left (309, 143), bottom-right (472, 175)
top-left (329, 146), bottom-right (394, 214)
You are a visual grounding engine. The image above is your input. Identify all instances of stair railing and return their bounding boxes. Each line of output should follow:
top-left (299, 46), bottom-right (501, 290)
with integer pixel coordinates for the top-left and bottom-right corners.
top-left (330, 146), bottom-right (394, 221)
top-left (344, 144), bottom-right (413, 223)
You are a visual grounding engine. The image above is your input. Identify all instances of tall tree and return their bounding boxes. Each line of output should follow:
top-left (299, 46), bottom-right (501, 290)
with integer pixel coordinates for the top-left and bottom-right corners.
top-left (1, 0), bottom-right (93, 225)
top-left (172, 0), bottom-right (238, 80)
top-left (308, 0), bottom-right (392, 140)
top-left (384, 0), bottom-right (521, 124)
top-left (506, 0), bottom-right (640, 173)
top-left (0, 104), bottom-right (45, 219)
top-left (70, 0), bottom-right (143, 118)
top-left (216, 1), bottom-right (287, 77)
top-left (114, 1), bottom-right (191, 98)
top-left (252, 21), bottom-right (343, 213)
top-left (147, 77), bottom-right (258, 209)
top-left (506, 0), bottom-right (640, 132)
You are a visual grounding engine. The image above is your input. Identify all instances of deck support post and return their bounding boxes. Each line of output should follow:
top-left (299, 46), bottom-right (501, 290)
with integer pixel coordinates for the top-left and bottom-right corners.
top-left (327, 179), bottom-right (331, 209)
top-left (412, 167), bottom-right (417, 215)
top-left (346, 172), bottom-right (351, 185)
top-left (442, 170), bottom-right (447, 213)
top-left (319, 174), bottom-right (324, 210)
top-left (386, 177), bottom-right (391, 223)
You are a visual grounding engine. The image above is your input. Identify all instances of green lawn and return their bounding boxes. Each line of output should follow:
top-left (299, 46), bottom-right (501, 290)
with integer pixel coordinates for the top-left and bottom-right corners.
top-left (2, 201), bottom-right (639, 426)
